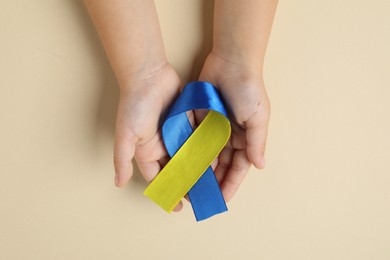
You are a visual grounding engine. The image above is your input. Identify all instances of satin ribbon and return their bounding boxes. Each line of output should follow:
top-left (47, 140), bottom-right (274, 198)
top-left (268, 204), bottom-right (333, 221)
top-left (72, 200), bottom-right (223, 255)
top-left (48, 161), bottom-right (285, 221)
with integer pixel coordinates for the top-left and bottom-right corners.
top-left (143, 81), bottom-right (231, 221)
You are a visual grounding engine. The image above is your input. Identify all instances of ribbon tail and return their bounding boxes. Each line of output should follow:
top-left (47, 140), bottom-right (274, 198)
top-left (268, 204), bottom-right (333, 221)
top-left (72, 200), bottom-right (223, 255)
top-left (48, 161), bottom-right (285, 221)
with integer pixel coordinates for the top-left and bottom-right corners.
top-left (188, 166), bottom-right (228, 221)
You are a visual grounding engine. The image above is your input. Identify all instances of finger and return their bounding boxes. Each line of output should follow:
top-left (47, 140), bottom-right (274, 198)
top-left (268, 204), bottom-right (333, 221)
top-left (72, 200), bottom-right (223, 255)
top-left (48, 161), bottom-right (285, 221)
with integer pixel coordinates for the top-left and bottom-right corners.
top-left (173, 201), bottom-right (183, 212)
top-left (136, 161), bottom-right (161, 183)
top-left (246, 103), bottom-right (270, 169)
top-left (214, 146), bottom-right (234, 184)
top-left (158, 155), bottom-right (170, 168)
top-left (113, 129), bottom-right (138, 187)
top-left (211, 157), bottom-right (218, 171)
top-left (220, 149), bottom-right (251, 202)
top-left (186, 110), bottom-right (196, 128)
top-left (135, 132), bottom-right (168, 182)
top-left (194, 109), bottom-right (209, 125)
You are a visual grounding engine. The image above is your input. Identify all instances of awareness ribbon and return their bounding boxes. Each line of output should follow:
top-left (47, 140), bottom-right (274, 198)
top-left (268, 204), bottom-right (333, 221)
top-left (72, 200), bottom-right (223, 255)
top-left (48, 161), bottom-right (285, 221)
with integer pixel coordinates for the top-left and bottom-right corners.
top-left (143, 81), bottom-right (231, 221)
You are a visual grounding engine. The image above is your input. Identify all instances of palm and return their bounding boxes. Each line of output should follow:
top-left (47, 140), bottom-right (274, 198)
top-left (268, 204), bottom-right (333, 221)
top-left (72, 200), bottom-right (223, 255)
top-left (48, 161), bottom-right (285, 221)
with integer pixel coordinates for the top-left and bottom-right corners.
top-left (114, 64), bottom-right (181, 186)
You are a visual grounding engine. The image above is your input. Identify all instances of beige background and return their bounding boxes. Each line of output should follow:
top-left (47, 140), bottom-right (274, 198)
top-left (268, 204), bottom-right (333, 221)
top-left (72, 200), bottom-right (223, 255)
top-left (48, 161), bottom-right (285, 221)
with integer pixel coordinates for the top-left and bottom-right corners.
top-left (1, 0), bottom-right (389, 259)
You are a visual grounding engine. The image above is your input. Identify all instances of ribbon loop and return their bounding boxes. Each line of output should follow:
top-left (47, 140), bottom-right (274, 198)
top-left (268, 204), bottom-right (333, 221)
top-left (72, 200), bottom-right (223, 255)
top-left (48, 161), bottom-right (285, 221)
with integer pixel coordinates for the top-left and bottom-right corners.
top-left (143, 82), bottom-right (231, 221)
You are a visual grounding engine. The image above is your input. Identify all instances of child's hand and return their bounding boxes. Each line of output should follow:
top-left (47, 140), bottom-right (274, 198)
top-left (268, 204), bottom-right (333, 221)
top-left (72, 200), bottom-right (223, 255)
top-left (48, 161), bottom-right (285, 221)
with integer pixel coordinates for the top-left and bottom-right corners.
top-left (198, 51), bottom-right (271, 202)
top-left (114, 64), bottom-right (184, 211)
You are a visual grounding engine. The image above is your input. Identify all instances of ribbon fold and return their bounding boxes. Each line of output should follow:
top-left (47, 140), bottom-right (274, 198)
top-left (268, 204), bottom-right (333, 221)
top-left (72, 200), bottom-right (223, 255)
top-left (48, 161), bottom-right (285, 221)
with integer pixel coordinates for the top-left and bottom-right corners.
top-left (143, 81), bottom-right (231, 221)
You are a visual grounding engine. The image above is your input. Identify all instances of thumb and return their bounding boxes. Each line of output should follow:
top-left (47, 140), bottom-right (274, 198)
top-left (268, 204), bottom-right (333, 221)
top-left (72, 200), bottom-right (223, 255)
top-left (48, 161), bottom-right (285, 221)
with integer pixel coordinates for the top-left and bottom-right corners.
top-left (246, 99), bottom-right (270, 169)
top-left (113, 126), bottom-right (138, 187)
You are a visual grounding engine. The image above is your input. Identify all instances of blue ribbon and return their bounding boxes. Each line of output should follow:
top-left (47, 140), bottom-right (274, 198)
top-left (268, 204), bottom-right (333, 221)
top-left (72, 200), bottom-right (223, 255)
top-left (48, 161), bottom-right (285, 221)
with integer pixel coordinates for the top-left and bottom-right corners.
top-left (162, 81), bottom-right (229, 221)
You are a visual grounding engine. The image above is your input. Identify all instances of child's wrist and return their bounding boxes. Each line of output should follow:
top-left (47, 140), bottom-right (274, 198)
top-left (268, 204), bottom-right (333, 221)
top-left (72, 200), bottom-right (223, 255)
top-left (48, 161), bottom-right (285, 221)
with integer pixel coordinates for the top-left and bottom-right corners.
top-left (115, 55), bottom-right (169, 89)
top-left (207, 49), bottom-right (264, 78)
top-left (210, 46), bottom-right (264, 73)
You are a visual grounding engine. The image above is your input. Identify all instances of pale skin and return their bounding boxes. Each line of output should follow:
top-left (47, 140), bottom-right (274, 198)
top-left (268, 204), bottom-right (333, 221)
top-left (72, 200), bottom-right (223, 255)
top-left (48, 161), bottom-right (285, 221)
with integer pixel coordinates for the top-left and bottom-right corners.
top-left (84, 0), bottom-right (277, 211)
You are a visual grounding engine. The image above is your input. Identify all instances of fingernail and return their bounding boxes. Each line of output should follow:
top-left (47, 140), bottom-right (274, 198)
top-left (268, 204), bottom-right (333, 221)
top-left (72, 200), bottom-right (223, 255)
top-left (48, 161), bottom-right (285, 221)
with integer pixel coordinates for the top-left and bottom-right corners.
top-left (115, 174), bottom-right (120, 186)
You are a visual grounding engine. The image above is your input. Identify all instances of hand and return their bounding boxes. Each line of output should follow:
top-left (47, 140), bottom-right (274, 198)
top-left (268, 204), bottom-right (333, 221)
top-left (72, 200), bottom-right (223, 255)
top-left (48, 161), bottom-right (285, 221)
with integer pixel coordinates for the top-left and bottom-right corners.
top-left (114, 63), bottom-right (184, 211)
top-left (198, 51), bottom-right (271, 202)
